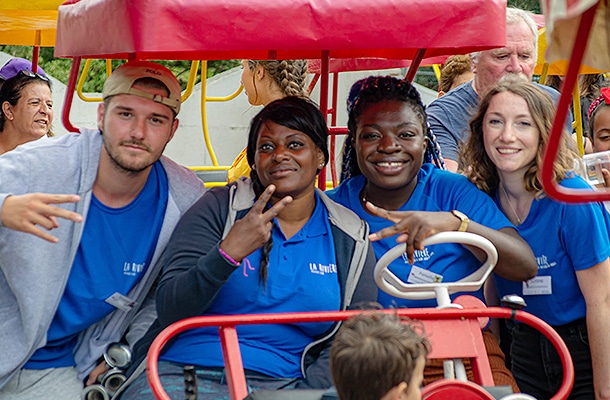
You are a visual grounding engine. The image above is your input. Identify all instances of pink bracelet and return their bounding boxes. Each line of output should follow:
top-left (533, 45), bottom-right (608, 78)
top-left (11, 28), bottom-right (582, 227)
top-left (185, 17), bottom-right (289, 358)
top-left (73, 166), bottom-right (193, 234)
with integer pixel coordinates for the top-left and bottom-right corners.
top-left (219, 247), bottom-right (240, 266)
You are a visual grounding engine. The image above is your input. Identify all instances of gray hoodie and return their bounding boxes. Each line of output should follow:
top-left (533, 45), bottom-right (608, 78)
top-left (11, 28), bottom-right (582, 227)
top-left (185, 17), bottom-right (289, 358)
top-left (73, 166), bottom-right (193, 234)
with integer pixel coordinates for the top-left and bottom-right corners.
top-left (0, 128), bottom-right (205, 388)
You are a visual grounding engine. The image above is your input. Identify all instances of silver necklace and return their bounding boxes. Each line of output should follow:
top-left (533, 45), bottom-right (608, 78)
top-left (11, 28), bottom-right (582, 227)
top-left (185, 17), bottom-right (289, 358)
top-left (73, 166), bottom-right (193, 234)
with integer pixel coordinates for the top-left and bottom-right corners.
top-left (500, 184), bottom-right (523, 225)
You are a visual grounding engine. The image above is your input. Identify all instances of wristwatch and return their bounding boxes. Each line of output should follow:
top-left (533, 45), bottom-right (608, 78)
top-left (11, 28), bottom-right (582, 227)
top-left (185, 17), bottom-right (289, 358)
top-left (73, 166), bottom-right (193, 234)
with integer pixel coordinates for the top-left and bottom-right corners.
top-left (451, 210), bottom-right (469, 232)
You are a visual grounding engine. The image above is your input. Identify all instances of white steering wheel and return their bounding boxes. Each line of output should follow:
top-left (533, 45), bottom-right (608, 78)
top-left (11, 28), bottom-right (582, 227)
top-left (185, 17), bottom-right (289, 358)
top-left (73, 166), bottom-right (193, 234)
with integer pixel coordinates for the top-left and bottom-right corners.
top-left (374, 231), bottom-right (498, 301)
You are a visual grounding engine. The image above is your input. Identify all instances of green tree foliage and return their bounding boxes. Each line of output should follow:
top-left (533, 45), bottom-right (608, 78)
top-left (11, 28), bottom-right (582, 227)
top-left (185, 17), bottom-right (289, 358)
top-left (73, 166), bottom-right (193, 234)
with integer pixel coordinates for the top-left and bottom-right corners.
top-left (0, 45), bottom-right (239, 92)
top-left (507, 0), bottom-right (541, 13)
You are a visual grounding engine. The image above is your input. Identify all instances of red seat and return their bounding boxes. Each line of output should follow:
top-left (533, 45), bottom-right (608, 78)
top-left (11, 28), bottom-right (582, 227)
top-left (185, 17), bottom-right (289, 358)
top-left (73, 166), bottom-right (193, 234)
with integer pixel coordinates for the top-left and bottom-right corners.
top-left (422, 379), bottom-right (495, 400)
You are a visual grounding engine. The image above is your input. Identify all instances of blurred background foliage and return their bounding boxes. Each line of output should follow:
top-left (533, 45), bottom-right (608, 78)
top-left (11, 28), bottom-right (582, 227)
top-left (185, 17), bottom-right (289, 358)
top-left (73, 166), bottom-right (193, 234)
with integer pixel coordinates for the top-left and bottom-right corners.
top-left (0, 45), bottom-right (239, 92)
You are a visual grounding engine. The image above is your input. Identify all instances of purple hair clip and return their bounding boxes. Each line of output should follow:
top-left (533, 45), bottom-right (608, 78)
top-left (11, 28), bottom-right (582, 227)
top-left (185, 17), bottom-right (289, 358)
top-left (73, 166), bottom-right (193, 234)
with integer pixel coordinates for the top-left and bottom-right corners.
top-left (588, 87), bottom-right (610, 121)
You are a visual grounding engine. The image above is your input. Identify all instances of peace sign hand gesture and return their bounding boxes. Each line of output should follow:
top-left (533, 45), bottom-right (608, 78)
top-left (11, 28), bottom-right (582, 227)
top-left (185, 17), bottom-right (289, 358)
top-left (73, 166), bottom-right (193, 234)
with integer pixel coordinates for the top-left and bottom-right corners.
top-left (219, 184), bottom-right (292, 263)
top-left (365, 202), bottom-right (459, 264)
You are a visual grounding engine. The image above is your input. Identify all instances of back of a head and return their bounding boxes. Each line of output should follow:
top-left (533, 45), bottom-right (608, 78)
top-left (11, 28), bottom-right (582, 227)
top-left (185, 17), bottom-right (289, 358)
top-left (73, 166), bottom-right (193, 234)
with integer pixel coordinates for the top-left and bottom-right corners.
top-left (331, 313), bottom-right (428, 400)
top-left (102, 60), bottom-right (182, 115)
top-left (249, 60), bottom-right (309, 97)
top-left (439, 55), bottom-right (472, 94)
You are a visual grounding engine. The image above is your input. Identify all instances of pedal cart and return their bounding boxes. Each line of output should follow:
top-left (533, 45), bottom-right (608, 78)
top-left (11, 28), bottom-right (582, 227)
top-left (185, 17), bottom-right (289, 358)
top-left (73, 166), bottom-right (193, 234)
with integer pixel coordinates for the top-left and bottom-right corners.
top-left (146, 232), bottom-right (574, 400)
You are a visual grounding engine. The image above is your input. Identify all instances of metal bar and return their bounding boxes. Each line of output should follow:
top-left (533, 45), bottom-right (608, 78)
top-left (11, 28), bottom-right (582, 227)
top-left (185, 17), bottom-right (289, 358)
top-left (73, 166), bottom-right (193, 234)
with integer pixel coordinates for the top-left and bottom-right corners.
top-left (147, 307), bottom-right (573, 400)
top-left (541, 3), bottom-right (601, 203)
top-left (317, 51), bottom-right (330, 190)
top-left (61, 57), bottom-right (82, 133)
top-left (220, 326), bottom-right (248, 400)
top-left (406, 48), bottom-right (426, 82)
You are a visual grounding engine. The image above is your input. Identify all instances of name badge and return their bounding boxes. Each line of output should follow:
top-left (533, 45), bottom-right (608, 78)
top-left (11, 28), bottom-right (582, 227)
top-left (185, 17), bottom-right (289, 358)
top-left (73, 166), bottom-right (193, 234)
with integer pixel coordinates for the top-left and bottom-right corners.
top-left (105, 292), bottom-right (137, 312)
top-left (407, 265), bottom-right (443, 284)
top-left (522, 276), bottom-right (552, 295)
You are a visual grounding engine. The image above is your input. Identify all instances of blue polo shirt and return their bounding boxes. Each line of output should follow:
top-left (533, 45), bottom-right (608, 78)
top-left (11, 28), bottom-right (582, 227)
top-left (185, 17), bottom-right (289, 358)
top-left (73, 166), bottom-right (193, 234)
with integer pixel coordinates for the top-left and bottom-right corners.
top-left (327, 164), bottom-right (512, 308)
top-left (161, 192), bottom-right (340, 378)
top-left (493, 175), bottom-right (610, 326)
top-left (25, 162), bottom-right (168, 369)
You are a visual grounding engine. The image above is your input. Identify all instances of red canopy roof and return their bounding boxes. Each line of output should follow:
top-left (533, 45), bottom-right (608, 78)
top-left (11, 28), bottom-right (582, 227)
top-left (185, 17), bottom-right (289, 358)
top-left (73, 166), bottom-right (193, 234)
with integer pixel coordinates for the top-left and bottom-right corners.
top-left (55, 0), bottom-right (507, 60)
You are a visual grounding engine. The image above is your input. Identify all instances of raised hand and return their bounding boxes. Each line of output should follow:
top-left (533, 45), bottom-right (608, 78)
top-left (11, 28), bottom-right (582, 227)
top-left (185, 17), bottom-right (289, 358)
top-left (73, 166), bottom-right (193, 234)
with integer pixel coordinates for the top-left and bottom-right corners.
top-left (219, 184), bottom-right (292, 262)
top-left (1, 193), bottom-right (82, 243)
top-left (365, 202), bottom-right (459, 264)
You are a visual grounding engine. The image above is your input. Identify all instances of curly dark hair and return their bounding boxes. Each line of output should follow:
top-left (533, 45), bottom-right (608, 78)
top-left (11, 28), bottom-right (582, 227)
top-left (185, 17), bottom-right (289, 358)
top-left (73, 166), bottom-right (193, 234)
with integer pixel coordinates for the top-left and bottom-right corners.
top-left (341, 75), bottom-right (444, 181)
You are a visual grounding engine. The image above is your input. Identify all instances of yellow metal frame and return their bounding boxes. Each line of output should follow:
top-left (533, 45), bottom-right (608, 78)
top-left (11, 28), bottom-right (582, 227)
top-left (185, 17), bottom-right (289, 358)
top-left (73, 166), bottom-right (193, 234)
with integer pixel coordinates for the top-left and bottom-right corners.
top-left (198, 60), bottom-right (244, 167)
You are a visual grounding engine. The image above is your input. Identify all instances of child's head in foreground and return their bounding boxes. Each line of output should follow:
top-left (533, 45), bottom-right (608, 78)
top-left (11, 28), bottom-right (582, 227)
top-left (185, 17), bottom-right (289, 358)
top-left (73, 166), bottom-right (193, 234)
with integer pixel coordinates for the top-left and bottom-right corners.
top-left (331, 313), bottom-right (429, 400)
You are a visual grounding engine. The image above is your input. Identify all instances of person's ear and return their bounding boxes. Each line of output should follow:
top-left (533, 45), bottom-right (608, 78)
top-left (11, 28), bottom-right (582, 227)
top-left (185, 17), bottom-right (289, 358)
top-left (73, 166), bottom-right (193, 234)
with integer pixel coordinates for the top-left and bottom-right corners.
top-left (2, 101), bottom-right (13, 121)
top-left (167, 118), bottom-right (179, 143)
top-left (256, 65), bottom-right (265, 82)
top-left (471, 59), bottom-right (478, 74)
top-left (380, 382), bottom-right (409, 400)
top-left (396, 382), bottom-right (409, 400)
top-left (97, 103), bottom-right (105, 130)
top-left (316, 148), bottom-right (325, 170)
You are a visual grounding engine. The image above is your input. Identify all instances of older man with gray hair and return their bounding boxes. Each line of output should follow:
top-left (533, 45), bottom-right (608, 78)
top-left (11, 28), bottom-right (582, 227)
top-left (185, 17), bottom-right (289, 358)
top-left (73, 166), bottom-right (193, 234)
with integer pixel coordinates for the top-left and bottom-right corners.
top-left (427, 7), bottom-right (569, 172)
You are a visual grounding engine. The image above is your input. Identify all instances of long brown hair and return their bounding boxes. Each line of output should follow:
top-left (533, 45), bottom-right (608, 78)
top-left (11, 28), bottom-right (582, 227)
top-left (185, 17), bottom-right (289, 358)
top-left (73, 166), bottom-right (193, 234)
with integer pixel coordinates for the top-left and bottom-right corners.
top-left (461, 76), bottom-right (577, 197)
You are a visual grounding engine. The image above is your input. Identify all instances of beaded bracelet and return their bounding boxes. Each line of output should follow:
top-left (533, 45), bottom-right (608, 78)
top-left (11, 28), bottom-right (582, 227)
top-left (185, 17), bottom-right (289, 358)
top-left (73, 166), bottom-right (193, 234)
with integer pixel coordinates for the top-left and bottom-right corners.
top-left (219, 247), bottom-right (240, 266)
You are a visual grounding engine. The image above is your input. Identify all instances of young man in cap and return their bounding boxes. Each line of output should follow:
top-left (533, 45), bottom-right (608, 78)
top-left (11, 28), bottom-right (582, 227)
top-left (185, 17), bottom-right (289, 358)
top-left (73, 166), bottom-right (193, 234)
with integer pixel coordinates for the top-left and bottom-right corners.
top-left (0, 60), bottom-right (205, 398)
top-left (0, 57), bottom-right (47, 89)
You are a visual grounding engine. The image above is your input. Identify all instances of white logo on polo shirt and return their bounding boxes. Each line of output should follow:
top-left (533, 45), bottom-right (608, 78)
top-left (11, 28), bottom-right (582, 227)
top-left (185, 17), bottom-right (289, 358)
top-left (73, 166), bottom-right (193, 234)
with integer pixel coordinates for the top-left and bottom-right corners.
top-left (401, 248), bottom-right (434, 264)
top-left (536, 255), bottom-right (556, 270)
top-left (123, 262), bottom-right (145, 277)
top-left (309, 263), bottom-right (337, 275)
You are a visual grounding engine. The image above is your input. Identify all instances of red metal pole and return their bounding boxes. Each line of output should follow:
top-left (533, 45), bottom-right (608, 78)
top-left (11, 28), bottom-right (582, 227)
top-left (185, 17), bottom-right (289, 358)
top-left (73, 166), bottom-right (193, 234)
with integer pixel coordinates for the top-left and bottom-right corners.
top-left (220, 327), bottom-right (248, 400)
top-left (406, 48), bottom-right (426, 82)
top-left (61, 58), bottom-right (82, 133)
top-left (317, 51), bottom-right (330, 190)
top-left (541, 3), bottom-right (601, 203)
top-left (31, 46), bottom-right (40, 73)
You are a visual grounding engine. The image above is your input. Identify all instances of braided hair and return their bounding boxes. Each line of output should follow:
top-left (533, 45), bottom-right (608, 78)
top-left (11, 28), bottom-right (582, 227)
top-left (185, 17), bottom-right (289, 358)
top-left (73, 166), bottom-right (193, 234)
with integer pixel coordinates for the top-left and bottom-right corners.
top-left (340, 76), bottom-right (445, 182)
top-left (246, 96), bottom-right (329, 286)
top-left (247, 60), bottom-right (309, 101)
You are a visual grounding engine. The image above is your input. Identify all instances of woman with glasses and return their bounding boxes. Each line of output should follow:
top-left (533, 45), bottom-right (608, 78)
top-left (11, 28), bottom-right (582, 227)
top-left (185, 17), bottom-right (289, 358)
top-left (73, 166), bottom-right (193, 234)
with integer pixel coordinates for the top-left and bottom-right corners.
top-left (0, 63), bottom-right (53, 155)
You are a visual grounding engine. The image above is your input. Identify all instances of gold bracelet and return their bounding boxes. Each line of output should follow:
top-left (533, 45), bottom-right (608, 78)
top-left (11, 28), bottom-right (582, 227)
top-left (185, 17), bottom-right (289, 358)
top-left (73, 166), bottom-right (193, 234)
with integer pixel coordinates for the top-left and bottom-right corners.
top-left (451, 210), bottom-right (469, 232)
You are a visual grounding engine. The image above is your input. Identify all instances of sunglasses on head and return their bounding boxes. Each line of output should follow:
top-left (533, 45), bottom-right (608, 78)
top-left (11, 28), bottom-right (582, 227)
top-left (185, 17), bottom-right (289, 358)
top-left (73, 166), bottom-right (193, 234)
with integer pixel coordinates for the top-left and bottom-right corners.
top-left (19, 69), bottom-right (49, 82)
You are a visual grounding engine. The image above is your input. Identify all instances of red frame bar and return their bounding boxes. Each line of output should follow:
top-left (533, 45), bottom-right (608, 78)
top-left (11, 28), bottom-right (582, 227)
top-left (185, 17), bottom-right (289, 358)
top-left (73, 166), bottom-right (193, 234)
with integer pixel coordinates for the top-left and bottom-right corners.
top-left (219, 326), bottom-right (249, 400)
top-left (147, 307), bottom-right (573, 400)
top-left (317, 51), bottom-right (330, 190)
top-left (406, 49), bottom-right (426, 82)
top-left (62, 57), bottom-right (82, 133)
top-left (541, 3), bottom-right (603, 203)
top-left (31, 47), bottom-right (40, 73)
